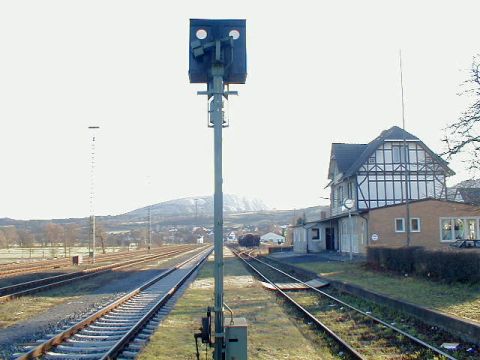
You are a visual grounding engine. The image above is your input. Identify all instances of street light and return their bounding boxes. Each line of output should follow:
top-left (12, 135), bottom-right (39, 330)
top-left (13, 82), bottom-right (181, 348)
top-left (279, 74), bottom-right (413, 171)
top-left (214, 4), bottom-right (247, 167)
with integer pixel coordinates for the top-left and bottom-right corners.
top-left (343, 198), bottom-right (354, 261)
top-left (194, 198), bottom-right (199, 228)
top-left (88, 126), bottom-right (99, 263)
top-left (147, 177), bottom-right (152, 252)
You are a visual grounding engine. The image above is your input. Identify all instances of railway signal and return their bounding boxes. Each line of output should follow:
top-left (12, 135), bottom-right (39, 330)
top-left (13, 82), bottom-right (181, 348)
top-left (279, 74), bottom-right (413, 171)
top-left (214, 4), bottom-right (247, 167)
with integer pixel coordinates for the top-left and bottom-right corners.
top-left (189, 19), bottom-right (248, 360)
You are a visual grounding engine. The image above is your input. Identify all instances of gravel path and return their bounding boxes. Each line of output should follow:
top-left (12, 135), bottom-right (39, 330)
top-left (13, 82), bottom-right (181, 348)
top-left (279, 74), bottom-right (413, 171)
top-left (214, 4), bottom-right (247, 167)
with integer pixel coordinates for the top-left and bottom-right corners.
top-left (0, 251), bottom-right (198, 358)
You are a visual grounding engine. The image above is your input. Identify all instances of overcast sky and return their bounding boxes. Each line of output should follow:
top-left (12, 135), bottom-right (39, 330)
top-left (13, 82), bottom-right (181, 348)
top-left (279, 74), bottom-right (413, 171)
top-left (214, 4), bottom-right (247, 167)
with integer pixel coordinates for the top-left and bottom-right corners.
top-left (1, 1), bottom-right (479, 220)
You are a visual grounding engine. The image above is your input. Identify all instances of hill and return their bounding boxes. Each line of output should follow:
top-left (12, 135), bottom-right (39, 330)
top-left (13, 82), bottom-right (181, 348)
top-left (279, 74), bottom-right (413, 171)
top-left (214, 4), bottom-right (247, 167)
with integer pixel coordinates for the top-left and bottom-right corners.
top-left (123, 194), bottom-right (269, 220)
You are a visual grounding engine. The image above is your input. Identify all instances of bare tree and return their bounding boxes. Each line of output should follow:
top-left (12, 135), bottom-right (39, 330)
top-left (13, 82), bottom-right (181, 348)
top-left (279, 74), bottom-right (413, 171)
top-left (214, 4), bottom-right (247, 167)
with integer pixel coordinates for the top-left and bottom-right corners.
top-left (95, 224), bottom-right (108, 254)
top-left (43, 223), bottom-right (64, 247)
top-left (17, 229), bottom-right (35, 248)
top-left (443, 55), bottom-right (480, 170)
top-left (0, 230), bottom-right (7, 248)
top-left (3, 226), bottom-right (19, 249)
top-left (64, 224), bottom-right (80, 256)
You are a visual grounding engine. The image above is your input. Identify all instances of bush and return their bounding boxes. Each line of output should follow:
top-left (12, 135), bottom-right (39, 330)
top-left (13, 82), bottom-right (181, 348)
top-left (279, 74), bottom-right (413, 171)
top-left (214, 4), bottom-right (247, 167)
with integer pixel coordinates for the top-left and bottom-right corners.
top-left (366, 246), bottom-right (480, 283)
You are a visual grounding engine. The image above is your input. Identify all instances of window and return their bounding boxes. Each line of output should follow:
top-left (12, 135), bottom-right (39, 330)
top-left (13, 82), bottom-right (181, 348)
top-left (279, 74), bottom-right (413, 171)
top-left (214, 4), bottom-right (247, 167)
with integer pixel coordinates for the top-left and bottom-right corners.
top-left (410, 218), bottom-right (420, 232)
top-left (347, 181), bottom-right (354, 199)
top-left (395, 218), bottom-right (405, 232)
top-left (392, 145), bottom-right (408, 163)
top-left (441, 218), bottom-right (479, 242)
top-left (312, 228), bottom-right (319, 240)
top-left (441, 219), bottom-right (453, 241)
top-left (467, 219), bottom-right (477, 240)
top-left (454, 219), bottom-right (465, 240)
top-left (337, 185), bottom-right (344, 205)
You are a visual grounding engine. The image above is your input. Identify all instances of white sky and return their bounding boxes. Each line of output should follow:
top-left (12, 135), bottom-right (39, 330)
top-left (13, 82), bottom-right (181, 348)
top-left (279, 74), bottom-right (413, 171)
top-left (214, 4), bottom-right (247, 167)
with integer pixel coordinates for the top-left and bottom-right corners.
top-left (1, 0), bottom-right (479, 220)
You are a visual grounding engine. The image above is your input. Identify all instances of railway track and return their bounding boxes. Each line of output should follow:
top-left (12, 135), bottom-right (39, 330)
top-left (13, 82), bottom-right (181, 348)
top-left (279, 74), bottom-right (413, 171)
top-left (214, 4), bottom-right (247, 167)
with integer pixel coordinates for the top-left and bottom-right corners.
top-left (15, 246), bottom-right (212, 360)
top-left (0, 245), bottom-right (203, 303)
top-left (0, 248), bottom-right (171, 279)
top-left (234, 249), bottom-right (460, 360)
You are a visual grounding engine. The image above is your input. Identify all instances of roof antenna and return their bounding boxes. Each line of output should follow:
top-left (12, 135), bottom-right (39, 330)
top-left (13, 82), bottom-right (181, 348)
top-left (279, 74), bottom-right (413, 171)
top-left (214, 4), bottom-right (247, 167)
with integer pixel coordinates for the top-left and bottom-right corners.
top-left (400, 49), bottom-right (411, 246)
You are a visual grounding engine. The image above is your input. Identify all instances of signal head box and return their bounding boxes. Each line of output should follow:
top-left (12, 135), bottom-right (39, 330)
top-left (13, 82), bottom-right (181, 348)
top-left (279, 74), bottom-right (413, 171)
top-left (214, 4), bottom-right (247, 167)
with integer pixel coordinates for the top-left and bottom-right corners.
top-left (188, 19), bottom-right (247, 84)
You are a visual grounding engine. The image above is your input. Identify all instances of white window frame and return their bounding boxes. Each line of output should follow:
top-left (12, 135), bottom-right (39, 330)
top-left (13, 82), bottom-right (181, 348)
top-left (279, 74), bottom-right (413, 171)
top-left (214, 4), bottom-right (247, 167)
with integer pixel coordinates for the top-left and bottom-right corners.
top-left (410, 218), bottom-right (421, 232)
top-left (395, 218), bottom-right (405, 233)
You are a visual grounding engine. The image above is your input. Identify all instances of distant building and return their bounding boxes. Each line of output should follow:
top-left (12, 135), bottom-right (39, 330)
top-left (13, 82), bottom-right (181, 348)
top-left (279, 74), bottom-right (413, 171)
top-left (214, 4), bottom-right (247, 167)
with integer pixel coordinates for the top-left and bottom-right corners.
top-left (226, 231), bottom-right (236, 242)
top-left (260, 232), bottom-right (285, 244)
top-left (448, 188), bottom-right (480, 206)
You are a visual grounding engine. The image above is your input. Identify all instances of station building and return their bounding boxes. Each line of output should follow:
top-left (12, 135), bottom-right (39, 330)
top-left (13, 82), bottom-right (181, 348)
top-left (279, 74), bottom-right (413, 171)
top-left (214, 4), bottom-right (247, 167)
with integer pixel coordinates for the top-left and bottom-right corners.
top-left (293, 126), bottom-right (480, 254)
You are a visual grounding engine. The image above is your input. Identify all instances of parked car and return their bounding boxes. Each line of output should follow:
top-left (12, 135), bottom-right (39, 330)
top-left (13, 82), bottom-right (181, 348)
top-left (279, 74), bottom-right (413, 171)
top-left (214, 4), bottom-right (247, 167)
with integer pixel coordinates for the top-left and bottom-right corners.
top-left (449, 239), bottom-right (480, 248)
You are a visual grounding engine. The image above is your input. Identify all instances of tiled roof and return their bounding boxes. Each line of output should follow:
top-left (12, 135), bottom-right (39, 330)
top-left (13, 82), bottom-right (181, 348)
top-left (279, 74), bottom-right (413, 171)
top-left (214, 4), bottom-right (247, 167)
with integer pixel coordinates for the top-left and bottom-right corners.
top-left (331, 126), bottom-right (453, 180)
top-left (331, 143), bottom-right (368, 173)
top-left (458, 188), bottom-right (480, 205)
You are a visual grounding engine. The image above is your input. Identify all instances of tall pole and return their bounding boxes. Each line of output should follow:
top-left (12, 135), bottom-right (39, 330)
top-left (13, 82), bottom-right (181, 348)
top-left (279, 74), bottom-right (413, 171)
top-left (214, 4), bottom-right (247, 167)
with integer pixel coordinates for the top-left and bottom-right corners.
top-left (399, 51), bottom-right (411, 246)
top-left (348, 209), bottom-right (353, 261)
top-left (88, 126), bottom-right (99, 263)
top-left (148, 205), bottom-right (152, 251)
top-left (194, 198), bottom-right (199, 228)
top-left (210, 63), bottom-right (225, 360)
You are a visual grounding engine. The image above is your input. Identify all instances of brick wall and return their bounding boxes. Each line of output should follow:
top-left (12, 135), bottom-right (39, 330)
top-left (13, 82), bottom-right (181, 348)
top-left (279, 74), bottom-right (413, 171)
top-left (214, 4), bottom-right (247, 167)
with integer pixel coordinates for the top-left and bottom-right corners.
top-left (366, 200), bottom-right (480, 249)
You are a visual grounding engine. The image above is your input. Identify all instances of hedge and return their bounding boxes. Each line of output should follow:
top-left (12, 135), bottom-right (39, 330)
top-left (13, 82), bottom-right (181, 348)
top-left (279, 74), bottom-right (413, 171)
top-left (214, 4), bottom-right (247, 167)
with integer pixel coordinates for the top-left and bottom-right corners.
top-left (367, 246), bottom-right (480, 283)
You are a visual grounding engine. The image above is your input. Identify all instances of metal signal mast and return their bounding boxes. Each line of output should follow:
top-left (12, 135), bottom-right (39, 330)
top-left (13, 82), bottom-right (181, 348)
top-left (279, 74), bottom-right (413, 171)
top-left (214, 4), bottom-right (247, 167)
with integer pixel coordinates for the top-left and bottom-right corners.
top-left (189, 19), bottom-right (248, 360)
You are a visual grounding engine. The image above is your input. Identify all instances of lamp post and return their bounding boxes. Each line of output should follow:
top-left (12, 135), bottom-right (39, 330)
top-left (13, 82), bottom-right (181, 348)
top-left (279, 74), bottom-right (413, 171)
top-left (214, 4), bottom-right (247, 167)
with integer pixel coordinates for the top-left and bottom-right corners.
top-left (194, 198), bottom-right (199, 228)
top-left (148, 205), bottom-right (152, 252)
top-left (146, 177), bottom-right (152, 252)
top-left (343, 198), bottom-right (354, 261)
top-left (88, 126), bottom-right (99, 263)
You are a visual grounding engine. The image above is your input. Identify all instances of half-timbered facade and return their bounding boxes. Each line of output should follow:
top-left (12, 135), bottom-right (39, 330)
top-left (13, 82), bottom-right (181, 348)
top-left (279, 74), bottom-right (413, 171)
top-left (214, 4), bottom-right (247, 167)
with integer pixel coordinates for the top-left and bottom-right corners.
top-left (328, 126), bottom-right (453, 217)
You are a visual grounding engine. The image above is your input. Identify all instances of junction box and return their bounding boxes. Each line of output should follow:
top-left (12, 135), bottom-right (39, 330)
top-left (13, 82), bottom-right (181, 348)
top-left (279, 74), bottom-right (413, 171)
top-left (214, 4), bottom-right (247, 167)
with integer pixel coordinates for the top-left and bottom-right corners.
top-left (224, 318), bottom-right (248, 360)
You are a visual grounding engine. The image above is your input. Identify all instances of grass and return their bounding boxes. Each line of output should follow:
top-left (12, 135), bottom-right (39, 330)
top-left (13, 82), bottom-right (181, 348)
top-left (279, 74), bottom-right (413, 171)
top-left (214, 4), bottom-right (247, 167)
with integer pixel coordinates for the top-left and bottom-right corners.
top-left (0, 254), bottom-right (187, 329)
top-left (0, 268), bottom-right (125, 328)
top-left (289, 260), bottom-right (480, 323)
top-left (138, 251), bottom-right (338, 360)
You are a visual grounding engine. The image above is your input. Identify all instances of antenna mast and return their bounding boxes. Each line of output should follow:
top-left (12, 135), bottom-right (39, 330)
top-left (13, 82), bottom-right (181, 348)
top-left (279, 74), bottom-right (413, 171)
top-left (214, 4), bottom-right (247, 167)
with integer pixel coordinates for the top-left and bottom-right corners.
top-left (399, 50), bottom-right (411, 246)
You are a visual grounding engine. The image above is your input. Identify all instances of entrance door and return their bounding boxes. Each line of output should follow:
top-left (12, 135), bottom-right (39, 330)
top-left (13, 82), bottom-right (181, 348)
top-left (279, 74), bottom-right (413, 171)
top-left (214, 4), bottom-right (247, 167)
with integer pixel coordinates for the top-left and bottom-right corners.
top-left (325, 228), bottom-right (335, 250)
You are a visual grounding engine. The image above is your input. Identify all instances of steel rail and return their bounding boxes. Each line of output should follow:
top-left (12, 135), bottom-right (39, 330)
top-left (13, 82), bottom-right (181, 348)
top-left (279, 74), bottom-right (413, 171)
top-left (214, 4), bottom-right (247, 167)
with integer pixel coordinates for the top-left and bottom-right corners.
top-left (0, 246), bottom-right (195, 278)
top-left (0, 248), bottom-right (157, 274)
top-left (0, 245), bottom-right (203, 302)
top-left (242, 251), bottom-right (458, 360)
top-left (0, 248), bottom-right (187, 295)
top-left (233, 249), bottom-right (364, 359)
top-left (0, 249), bottom-right (180, 286)
top-left (100, 247), bottom-right (212, 359)
top-left (16, 247), bottom-right (212, 360)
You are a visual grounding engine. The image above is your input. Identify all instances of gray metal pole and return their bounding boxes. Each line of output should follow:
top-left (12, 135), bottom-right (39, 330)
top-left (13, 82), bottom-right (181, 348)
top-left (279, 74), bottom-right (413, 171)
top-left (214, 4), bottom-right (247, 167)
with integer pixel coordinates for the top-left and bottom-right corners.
top-left (348, 210), bottom-right (353, 261)
top-left (148, 205), bottom-right (152, 251)
top-left (210, 63), bottom-right (225, 360)
top-left (88, 127), bottom-right (99, 264)
top-left (92, 215), bottom-right (96, 263)
top-left (399, 51), bottom-right (411, 247)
